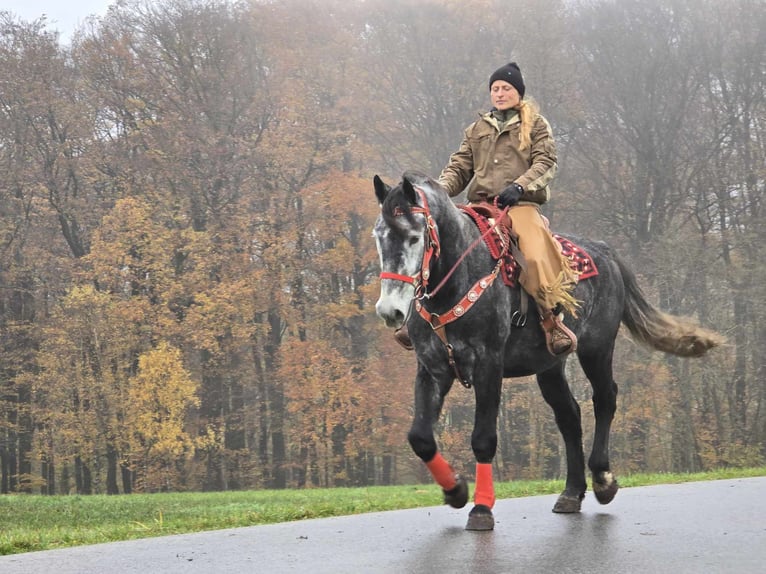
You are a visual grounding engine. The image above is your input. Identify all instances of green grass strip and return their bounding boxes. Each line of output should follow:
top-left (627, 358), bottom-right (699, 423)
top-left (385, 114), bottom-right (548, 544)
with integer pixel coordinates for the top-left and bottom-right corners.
top-left (1, 466), bottom-right (764, 556)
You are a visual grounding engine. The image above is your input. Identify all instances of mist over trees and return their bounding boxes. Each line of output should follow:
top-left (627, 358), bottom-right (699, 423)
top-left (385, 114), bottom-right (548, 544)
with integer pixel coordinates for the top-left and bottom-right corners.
top-left (0, 0), bottom-right (763, 494)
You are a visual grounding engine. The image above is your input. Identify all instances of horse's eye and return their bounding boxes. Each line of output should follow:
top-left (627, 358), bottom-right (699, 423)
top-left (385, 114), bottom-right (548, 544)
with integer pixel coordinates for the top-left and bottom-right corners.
top-left (408, 236), bottom-right (420, 246)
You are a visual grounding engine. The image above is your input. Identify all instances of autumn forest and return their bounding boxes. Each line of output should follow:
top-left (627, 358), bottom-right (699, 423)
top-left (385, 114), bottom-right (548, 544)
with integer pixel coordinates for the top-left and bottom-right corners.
top-left (0, 0), bottom-right (764, 495)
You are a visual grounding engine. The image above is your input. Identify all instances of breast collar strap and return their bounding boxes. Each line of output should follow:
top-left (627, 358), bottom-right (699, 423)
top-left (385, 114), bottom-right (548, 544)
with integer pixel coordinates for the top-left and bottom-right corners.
top-left (415, 259), bottom-right (503, 331)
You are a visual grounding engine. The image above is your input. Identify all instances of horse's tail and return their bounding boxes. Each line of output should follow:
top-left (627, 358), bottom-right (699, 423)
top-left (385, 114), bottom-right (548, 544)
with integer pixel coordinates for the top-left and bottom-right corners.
top-left (615, 251), bottom-right (724, 358)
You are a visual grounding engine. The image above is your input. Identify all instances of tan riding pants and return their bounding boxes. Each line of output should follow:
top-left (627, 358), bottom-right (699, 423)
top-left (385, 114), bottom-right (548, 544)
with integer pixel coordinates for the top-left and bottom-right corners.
top-left (508, 204), bottom-right (580, 315)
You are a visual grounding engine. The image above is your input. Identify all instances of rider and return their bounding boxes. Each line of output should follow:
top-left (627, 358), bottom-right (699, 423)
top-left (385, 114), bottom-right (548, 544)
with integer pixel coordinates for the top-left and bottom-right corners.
top-left (395, 61), bottom-right (579, 356)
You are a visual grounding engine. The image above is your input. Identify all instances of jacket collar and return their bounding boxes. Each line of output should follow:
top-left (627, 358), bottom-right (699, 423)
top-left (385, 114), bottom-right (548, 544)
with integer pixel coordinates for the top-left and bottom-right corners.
top-left (483, 108), bottom-right (520, 132)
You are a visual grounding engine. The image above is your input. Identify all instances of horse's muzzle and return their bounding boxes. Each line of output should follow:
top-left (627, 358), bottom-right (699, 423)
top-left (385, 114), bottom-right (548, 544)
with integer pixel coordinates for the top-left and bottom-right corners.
top-left (375, 296), bottom-right (407, 329)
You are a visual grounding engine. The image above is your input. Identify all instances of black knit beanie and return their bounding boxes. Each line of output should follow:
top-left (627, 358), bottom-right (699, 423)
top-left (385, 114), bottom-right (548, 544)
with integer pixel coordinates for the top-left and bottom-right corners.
top-left (488, 62), bottom-right (525, 98)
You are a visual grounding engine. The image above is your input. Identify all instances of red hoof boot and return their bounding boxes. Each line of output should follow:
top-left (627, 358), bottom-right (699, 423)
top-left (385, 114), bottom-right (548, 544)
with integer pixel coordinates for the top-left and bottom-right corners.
top-left (394, 325), bottom-right (413, 350)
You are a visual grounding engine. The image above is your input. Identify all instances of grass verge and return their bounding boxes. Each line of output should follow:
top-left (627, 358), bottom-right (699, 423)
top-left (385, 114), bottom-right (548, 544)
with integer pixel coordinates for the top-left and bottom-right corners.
top-left (1, 466), bottom-right (764, 556)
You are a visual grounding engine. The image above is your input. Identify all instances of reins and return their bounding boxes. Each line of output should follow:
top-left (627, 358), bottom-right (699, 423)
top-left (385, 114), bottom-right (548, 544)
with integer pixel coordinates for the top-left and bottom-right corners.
top-left (424, 205), bottom-right (509, 300)
top-left (379, 186), bottom-right (510, 388)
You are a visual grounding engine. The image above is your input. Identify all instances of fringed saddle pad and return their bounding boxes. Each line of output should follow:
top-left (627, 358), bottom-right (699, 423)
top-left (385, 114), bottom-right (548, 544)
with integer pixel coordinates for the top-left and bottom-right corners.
top-left (459, 205), bottom-right (599, 287)
top-left (555, 235), bottom-right (599, 281)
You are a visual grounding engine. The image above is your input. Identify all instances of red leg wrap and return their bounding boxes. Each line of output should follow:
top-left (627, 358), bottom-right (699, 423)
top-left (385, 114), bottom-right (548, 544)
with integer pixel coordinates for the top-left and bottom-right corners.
top-left (425, 452), bottom-right (457, 491)
top-left (474, 463), bottom-right (495, 508)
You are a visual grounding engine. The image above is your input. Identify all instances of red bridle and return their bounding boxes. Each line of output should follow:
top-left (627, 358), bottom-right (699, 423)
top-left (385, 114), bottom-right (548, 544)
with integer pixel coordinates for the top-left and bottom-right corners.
top-left (378, 189), bottom-right (440, 299)
top-left (378, 187), bottom-right (508, 387)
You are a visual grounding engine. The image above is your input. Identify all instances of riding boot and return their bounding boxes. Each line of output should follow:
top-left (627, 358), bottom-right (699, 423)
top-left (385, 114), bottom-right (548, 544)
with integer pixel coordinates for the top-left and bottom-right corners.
top-left (540, 309), bottom-right (577, 356)
top-left (394, 324), bottom-right (414, 351)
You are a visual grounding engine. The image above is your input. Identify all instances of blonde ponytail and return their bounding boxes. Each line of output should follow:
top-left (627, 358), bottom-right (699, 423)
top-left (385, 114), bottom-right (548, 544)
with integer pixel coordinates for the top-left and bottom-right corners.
top-left (517, 99), bottom-right (540, 151)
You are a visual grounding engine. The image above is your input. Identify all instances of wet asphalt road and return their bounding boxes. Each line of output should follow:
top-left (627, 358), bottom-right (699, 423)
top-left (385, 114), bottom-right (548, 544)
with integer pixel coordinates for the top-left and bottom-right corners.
top-left (1, 477), bottom-right (764, 574)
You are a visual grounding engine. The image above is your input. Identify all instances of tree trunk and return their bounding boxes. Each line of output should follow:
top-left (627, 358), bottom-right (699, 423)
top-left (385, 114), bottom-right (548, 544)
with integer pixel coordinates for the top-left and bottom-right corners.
top-left (0, 445), bottom-right (8, 493)
top-left (60, 463), bottom-right (70, 495)
top-left (121, 462), bottom-right (133, 494)
top-left (331, 424), bottom-right (347, 487)
top-left (729, 296), bottom-right (748, 443)
top-left (75, 456), bottom-right (93, 495)
top-left (106, 444), bottom-right (119, 494)
top-left (381, 454), bottom-right (393, 485)
top-left (41, 457), bottom-right (55, 495)
top-left (669, 357), bottom-right (702, 472)
top-left (266, 307), bottom-right (286, 489)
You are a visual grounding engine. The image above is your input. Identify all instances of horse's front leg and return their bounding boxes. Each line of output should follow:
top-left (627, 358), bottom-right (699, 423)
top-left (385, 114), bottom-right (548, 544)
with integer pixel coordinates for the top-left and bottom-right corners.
top-left (407, 363), bottom-right (468, 509)
top-left (465, 364), bottom-right (503, 531)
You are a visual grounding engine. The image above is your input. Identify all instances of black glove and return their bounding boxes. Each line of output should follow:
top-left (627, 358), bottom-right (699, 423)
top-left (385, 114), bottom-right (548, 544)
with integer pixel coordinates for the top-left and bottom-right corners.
top-left (497, 183), bottom-right (524, 208)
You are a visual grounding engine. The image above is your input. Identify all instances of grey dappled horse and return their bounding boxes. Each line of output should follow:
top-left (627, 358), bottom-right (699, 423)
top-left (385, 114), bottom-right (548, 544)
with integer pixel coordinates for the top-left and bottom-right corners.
top-left (373, 171), bottom-right (722, 531)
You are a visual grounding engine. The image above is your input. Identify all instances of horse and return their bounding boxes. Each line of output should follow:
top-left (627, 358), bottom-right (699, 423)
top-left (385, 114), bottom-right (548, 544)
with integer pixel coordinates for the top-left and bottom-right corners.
top-left (372, 171), bottom-right (723, 531)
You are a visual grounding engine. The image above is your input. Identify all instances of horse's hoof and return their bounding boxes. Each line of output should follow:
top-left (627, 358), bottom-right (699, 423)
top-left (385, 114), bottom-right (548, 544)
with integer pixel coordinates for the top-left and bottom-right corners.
top-left (465, 504), bottom-right (494, 531)
top-left (444, 474), bottom-right (469, 509)
top-left (552, 492), bottom-right (584, 513)
top-left (593, 471), bottom-right (619, 505)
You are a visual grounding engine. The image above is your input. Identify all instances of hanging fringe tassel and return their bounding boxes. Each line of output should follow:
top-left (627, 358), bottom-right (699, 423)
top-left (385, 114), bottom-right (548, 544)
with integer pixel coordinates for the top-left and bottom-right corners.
top-left (537, 268), bottom-right (581, 317)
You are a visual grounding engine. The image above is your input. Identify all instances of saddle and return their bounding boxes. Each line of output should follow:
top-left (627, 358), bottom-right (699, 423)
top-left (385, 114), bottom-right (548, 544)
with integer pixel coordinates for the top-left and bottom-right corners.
top-left (458, 204), bottom-right (599, 288)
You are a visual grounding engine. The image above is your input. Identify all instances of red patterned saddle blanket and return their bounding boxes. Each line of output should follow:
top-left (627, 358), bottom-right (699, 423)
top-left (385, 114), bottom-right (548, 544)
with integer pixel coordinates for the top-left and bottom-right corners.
top-left (459, 204), bottom-right (599, 287)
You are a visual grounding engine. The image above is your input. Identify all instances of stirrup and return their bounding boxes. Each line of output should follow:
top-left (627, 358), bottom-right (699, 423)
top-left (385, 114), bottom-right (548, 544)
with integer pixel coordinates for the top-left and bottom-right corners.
top-left (548, 329), bottom-right (575, 356)
top-left (394, 326), bottom-right (414, 351)
top-left (512, 288), bottom-right (529, 327)
top-left (541, 312), bottom-right (577, 356)
top-left (511, 310), bottom-right (527, 327)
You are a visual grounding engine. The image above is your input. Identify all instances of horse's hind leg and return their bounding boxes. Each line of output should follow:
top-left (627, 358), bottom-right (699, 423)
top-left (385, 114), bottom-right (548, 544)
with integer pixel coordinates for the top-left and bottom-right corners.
top-left (407, 364), bottom-right (468, 509)
top-left (578, 349), bottom-right (619, 504)
top-left (536, 363), bottom-right (587, 513)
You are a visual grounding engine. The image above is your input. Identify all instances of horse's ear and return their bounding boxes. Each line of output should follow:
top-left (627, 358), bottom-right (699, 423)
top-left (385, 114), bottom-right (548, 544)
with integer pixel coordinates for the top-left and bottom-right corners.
top-left (373, 175), bottom-right (389, 205)
top-left (402, 177), bottom-right (418, 204)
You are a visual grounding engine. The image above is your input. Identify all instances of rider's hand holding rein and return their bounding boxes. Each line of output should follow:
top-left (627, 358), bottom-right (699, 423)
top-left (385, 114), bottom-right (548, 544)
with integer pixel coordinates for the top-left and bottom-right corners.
top-left (497, 183), bottom-right (524, 208)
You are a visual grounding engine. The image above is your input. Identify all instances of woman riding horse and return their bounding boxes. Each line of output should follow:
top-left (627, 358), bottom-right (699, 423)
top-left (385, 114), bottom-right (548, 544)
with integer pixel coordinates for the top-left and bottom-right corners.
top-left (395, 62), bottom-right (578, 356)
top-left (374, 171), bottom-right (723, 530)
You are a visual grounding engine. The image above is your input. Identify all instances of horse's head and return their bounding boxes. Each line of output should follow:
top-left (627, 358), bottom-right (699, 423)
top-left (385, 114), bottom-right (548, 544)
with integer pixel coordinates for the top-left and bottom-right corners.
top-left (372, 172), bottom-right (440, 329)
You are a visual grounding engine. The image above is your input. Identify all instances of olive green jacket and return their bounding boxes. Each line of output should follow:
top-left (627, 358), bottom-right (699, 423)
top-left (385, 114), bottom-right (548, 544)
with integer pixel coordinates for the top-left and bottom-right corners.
top-left (438, 109), bottom-right (557, 204)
